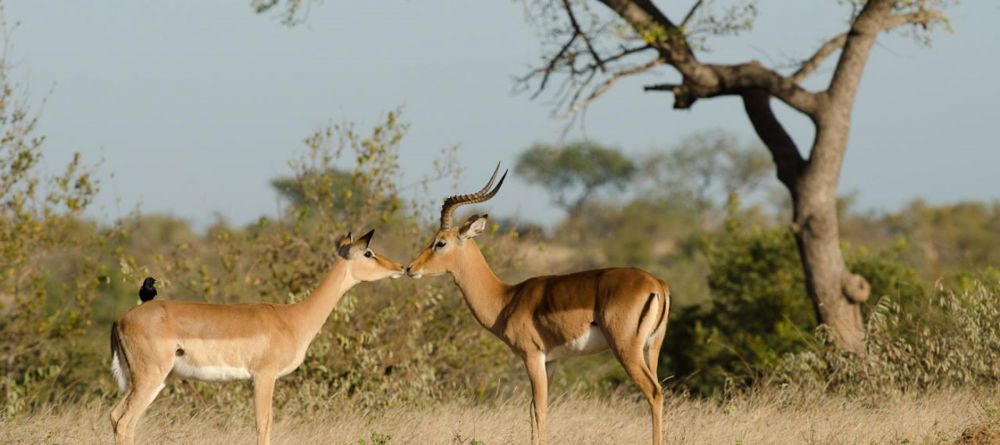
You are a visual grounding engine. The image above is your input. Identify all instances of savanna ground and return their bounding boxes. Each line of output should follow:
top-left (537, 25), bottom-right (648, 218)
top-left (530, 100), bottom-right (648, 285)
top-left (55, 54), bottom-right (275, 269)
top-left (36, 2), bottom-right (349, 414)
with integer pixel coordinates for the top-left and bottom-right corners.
top-left (4, 389), bottom-right (999, 445)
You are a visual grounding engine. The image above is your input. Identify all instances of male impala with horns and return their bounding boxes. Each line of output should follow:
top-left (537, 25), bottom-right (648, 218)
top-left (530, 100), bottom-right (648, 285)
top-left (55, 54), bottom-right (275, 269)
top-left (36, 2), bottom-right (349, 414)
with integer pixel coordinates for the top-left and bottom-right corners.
top-left (406, 164), bottom-right (671, 445)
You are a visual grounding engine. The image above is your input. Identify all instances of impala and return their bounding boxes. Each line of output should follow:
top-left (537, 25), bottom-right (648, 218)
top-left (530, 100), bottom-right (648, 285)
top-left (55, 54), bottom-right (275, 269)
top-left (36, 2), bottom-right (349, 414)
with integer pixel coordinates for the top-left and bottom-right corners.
top-left (405, 165), bottom-right (671, 445)
top-left (109, 230), bottom-right (404, 445)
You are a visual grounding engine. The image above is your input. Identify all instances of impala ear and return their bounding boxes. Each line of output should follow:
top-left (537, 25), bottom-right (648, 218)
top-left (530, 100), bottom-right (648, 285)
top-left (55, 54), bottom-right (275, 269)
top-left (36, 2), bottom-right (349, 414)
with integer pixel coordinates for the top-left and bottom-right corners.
top-left (357, 229), bottom-right (375, 249)
top-left (337, 232), bottom-right (354, 258)
top-left (459, 214), bottom-right (488, 240)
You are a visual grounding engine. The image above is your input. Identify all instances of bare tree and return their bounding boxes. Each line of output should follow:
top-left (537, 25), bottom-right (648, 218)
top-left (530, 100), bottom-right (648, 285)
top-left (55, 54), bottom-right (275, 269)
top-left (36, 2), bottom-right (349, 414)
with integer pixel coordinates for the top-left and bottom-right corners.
top-left (513, 0), bottom-right (947, 352)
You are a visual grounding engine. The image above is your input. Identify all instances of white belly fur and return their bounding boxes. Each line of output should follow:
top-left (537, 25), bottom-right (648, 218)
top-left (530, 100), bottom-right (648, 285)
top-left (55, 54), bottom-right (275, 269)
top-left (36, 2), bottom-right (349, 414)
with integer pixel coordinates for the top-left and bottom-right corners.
top-left (172, 357), bottom-right (252, 381)
top-left (547, 326), bottom-right (609, 361)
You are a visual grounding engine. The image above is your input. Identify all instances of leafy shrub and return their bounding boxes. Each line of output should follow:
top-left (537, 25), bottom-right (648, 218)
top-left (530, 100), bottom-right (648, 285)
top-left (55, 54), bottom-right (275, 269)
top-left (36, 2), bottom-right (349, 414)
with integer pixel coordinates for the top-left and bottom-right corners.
top-left (847, 244), bottom-right (927, 309)
top-left (0, 52), bottom-right (109, 416)
top-left (663, 221), bottom-right (812, 394)
top-left (774, 280), bottom-right (1000, 396)
top-left (663, 216), bottom-right (931, 395)
top-left (356, 431), bottom-right (392, 445)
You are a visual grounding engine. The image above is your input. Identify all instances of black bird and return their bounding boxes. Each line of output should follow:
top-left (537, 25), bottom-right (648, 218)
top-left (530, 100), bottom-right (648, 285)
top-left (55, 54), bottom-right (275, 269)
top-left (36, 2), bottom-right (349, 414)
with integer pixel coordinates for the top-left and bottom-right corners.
top-left (139, 277), bottom-right (157, 303)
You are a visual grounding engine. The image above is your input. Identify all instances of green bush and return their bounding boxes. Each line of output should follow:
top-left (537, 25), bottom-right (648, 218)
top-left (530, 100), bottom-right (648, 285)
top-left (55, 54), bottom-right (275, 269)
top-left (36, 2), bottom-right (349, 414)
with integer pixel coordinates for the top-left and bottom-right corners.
top-left (663, 217), bottom-right (933, 395)
top-left (0, 61), bottom-right (109, 417)
top-left (847, 244), bottom-right (927, 308)
top-left (774, 280), bottom-right (1000, 396)
top-left (663, 222), bottom-right (812, 394)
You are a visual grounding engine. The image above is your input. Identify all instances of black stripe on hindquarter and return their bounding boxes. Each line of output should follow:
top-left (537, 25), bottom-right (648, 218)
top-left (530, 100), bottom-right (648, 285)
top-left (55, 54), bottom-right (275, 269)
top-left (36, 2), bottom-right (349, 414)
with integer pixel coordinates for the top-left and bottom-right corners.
top-left (110, 322), bottom-right (117, 357)
top-left (637, 293), bottom-right (658, 335)
top-left (654, 291), bottom-right (668, 332)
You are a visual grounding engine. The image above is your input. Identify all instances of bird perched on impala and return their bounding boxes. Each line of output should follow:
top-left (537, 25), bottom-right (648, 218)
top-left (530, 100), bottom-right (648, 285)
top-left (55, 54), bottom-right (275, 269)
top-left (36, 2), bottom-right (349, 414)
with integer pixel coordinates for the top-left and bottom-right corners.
top-left (138, 277), bottom-right (157, 303)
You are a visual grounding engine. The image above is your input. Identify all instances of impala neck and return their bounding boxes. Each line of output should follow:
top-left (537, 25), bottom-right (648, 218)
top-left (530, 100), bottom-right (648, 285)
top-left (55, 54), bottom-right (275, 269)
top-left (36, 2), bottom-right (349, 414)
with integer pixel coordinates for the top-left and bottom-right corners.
top-left (450, 240), bottom-right (509, 331)
top-left (293, 258), bottom-right (358, 340)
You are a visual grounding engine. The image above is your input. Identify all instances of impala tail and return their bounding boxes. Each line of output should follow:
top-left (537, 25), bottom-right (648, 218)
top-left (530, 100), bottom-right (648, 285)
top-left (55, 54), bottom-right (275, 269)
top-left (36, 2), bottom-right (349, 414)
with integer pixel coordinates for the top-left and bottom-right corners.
top-left (110, 322), bottom-right (131, 393)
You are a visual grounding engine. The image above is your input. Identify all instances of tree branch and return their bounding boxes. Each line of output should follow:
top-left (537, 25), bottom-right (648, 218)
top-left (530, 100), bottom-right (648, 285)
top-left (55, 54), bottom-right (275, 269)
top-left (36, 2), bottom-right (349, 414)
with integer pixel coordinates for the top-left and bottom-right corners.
top-left (791, 33), bottom-right (848, 84)
top-left (527, 34), bottom-right (578, 99)
top-left (827, 0), bottom-right (896, 105)
top-left (595, 0), bottom-right (821, 115)
top-left (565, 58), bottom-right (662, 116)
top-left (592, 44), bottom-right (654, 67)
top-left (597, 0), bottom-right (703, 77)
top-left (536, 0), bottom-right (943, 118)
top-left (791, 6), bottom-right (944, 85)
top-left (641, 60), bottom-right (822, 114)
top-left (680, 0), bottom-right (704, 28)
top-left (741, 90), bottom-right (806, 195)
top-left (561, 0), bottom-right (605, 72)
top-left (643, 83), bottom-right (680, 92)
top-left (883, 8), bottom-right (947, 30)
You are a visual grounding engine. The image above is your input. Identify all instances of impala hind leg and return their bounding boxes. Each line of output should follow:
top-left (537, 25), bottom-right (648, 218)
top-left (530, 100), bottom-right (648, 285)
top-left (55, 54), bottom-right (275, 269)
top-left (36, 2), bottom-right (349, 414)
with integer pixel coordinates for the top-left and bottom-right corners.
top-left (110, 388), bottom-right (132, 437)
top-left (523, 353), bottom-right (549, 445)
top-left (610, 338), bottom-right (663, 445)
top-left (645, 329), bottom-right (667, 445)
top-left (114, 367), bottom-right (169, 445)
top-left (645, 322), bottom-right (667, 381)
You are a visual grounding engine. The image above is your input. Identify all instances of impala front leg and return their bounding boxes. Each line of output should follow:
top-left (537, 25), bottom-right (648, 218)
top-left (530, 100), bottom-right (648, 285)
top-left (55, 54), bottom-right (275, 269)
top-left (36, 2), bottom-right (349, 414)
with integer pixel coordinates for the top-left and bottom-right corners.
top-left (253, 374), bottom-right (276, 445)
top-left (524, 352), bottom-right (549, 445)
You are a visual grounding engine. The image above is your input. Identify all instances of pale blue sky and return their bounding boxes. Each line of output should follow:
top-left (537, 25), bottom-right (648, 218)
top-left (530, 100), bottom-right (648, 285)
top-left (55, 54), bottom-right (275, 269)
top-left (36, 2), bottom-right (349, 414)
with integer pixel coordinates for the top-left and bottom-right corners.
top-left (7, 1), bottom-right (999, 227)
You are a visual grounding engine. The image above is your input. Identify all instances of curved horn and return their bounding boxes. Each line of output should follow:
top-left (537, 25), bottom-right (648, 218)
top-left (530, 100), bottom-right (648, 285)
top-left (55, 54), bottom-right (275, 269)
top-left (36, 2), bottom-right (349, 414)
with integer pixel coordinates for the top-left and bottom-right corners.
top-left (440, 163), bottom-right (507, 230)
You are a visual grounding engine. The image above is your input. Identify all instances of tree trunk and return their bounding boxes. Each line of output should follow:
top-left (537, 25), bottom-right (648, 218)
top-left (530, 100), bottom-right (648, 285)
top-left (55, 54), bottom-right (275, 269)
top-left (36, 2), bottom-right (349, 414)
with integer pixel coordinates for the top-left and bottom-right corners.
top-left (791, 168), bottom-right (868, 351)
top-left (743, 91), bottom-right (870, 352)
top-left (791, 209), bottom-right (867, 351)
top-left (793, 106), bottom-right (873, 352)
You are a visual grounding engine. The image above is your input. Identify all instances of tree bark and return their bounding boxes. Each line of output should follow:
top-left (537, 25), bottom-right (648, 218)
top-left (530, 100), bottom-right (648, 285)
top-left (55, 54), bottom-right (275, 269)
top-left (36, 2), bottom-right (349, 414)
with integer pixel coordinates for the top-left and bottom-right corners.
top-left (742, 90), bottom-right (869, 352)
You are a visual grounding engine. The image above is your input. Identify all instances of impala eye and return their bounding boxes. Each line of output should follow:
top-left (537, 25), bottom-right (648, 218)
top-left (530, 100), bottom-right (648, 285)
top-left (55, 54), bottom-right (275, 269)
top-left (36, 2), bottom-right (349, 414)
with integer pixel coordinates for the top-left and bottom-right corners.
top-left (364, 251), bottom-right (373, 258)
top-left (435, 241), bottom-right (446, 249)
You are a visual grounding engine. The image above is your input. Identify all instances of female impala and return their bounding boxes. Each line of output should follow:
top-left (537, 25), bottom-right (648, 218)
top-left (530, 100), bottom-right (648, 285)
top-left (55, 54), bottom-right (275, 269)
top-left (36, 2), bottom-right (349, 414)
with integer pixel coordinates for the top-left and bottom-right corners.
top-left (109, 230), bottom-right (403, 445)
top-left (406, 166), bottom-right (671, 445)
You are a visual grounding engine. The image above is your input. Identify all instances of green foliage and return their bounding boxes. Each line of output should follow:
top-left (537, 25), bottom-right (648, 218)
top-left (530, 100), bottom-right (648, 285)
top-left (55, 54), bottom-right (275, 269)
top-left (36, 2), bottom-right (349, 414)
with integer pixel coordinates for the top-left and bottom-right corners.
top-left (643, 131), bottom-right (772, 217)
top-left (664, 220), bottom-right (813, 394)
top-left (0, 47), bottom-right (109, 417)
top-left (661, 210), bottom-right (943, 395)
top-left (516, 141), bottom-right (636, 215)
top-left (846, 245), bottom-right (927, 315)
top-left (886, 200), bottom-right (1000, 277)
top-left (271, 167), bottom-right (364, 212)
top-left (775, 280), bottom-right (1000, 396)
top-left (355, 431), bottom-right (392, 445)
top-left (944, 267), bottom-right (1000, 292)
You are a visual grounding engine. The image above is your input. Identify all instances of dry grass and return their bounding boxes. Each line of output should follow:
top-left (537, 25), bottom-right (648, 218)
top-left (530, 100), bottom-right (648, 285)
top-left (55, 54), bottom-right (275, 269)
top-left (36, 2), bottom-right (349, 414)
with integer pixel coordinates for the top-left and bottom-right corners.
top-left (3, 389), bottom-right (997, 445)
